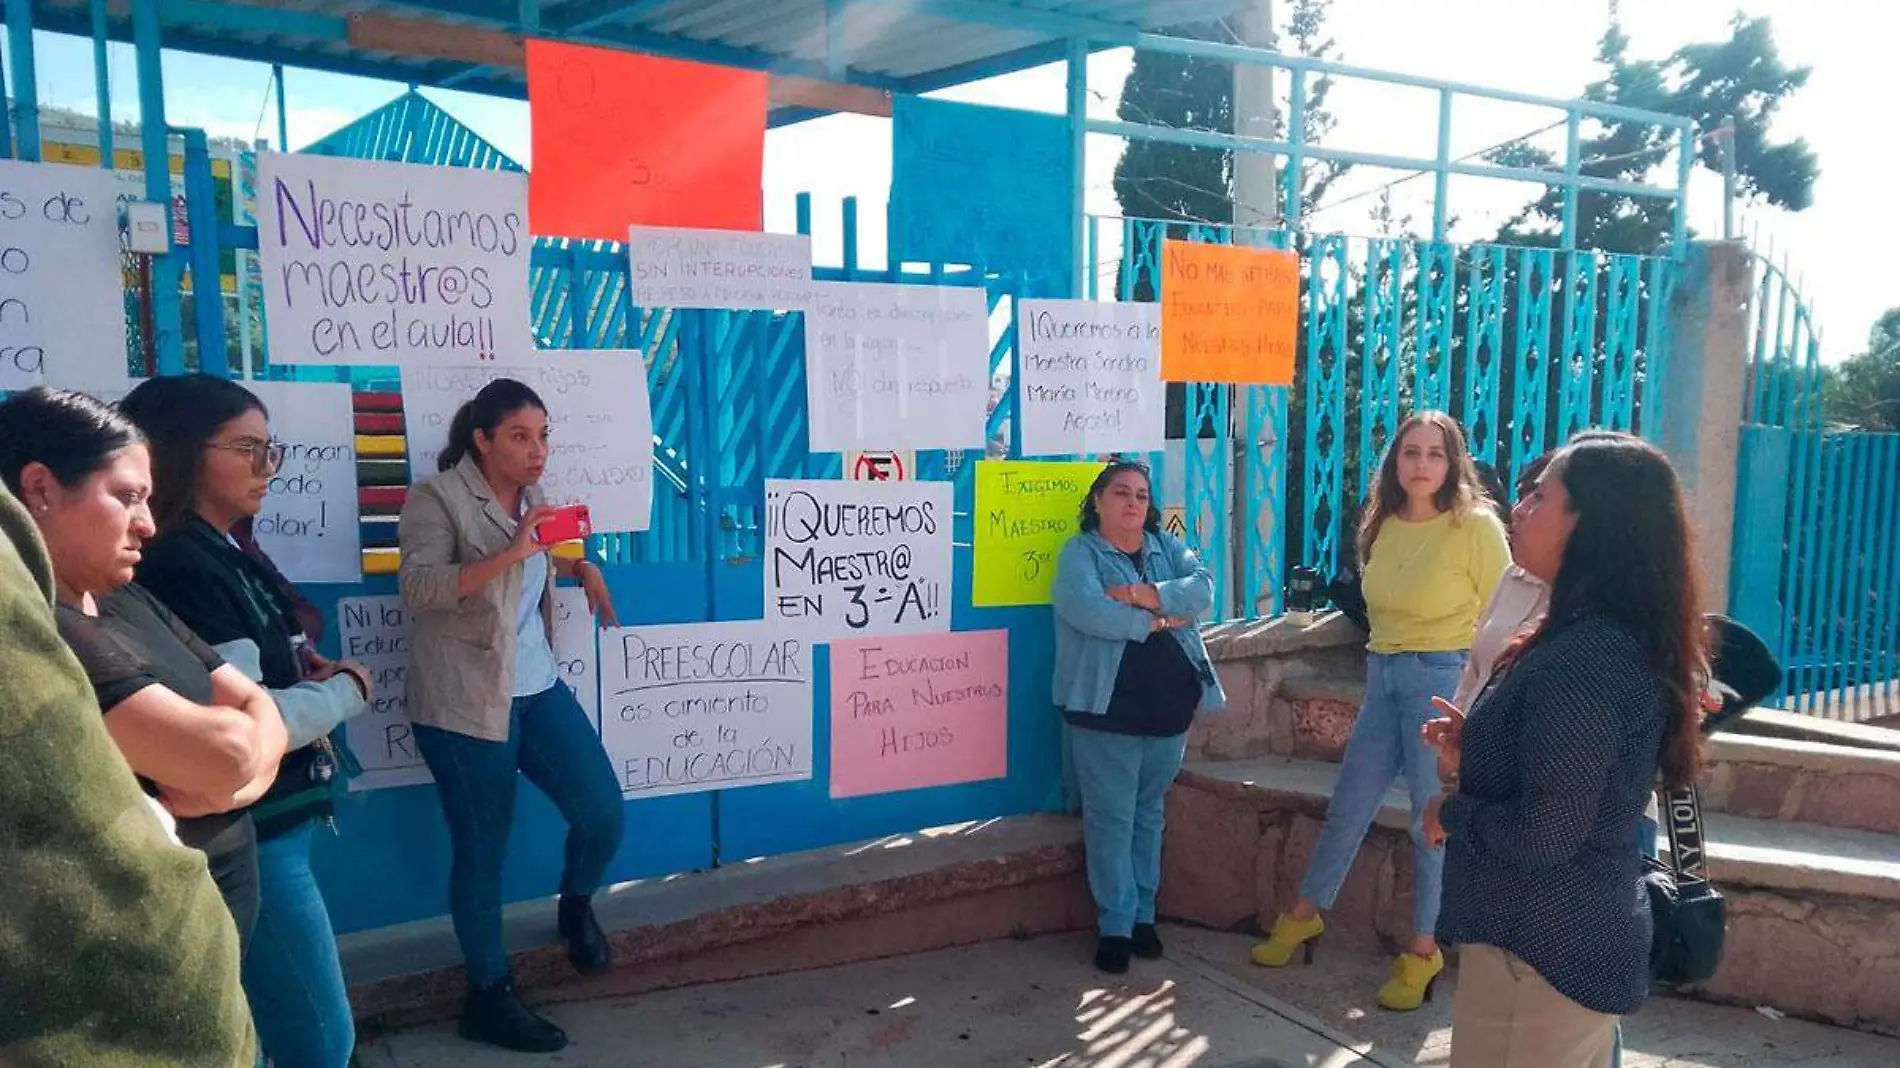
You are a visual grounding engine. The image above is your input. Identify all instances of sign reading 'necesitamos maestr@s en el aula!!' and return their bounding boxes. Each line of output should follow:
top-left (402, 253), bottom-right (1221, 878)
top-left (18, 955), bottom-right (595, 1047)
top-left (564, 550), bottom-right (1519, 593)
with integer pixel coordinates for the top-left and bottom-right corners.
top-left (255, 151), bottom-right (534, 366)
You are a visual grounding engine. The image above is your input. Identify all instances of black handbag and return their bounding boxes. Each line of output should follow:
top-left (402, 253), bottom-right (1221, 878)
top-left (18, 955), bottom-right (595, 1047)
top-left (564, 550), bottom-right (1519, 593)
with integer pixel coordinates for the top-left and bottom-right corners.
top-left (1326, 567), bottom-right (1369, 633)
top-left (1644, 783), bottom-right (1725, 985)
top-left (1641, 614), bottom-right (1782, 987)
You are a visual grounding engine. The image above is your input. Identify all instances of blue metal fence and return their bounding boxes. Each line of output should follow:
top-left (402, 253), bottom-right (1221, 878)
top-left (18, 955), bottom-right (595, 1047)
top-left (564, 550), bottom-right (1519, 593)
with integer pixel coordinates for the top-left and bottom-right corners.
top-left (1087, 216), bottom-right (1676, 611)
top-left (1733, 255), bottom-right (1900, 721)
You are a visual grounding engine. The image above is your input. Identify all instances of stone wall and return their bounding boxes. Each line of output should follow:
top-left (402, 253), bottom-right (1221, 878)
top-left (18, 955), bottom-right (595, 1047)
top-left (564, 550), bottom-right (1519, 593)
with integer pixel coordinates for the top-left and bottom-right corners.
top-left (1159, 764), bottom-right (1900, 1036)
top-left (1168, 613), bottom-right (1900, 1037)
top-left (1701, 734), bottom-right (1900, 836)
top-left (1191, 614), bottom-right (1368, 764)
top-left (1159, 768), bottom-right (1423, 954)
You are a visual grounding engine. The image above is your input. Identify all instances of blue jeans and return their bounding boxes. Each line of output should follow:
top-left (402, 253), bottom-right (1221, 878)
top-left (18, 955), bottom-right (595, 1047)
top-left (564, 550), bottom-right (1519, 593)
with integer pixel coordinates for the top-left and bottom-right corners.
top-left (414, 682), bottom-right (625, 989)
top-left (243, 822), bottom-right (354, 1068)
top-left (1301, 651), bottom-right (1465, 938)
top-left (1610, 813), bottom-right (1662, 1068)
top-left (1068, 725), bottom-right (1189, 938)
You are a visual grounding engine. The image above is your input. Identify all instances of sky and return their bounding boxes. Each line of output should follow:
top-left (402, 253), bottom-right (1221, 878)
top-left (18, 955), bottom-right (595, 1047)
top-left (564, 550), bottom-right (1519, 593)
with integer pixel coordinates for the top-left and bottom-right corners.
top-left (12, 0), bottom-right (1893, 359)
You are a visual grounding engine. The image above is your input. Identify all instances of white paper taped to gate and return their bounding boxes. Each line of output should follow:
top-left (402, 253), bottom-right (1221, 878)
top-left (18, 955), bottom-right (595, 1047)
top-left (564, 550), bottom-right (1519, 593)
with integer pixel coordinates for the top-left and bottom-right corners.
top-left (551, 586), bottom-right (599, 724)
top-left (803, 282), bottom-right (989, 452)
top-left (339, 588), bottom-right (600, 791)
top-left (245, 381), bottom-right (362, 584)
top-left (763, 478), bottom-right (953, 638)
top-left (1017, 299), bottom-right (1165, 456)
top-left (626, 227), bottom-right (812, 311)
top-left (255, 152), bottom-right (533, 365)
top-left (400, 351), bottom-right (653, 532)
top-left (336, 595), bottom-right (430, 792)
top-left (598, 620), bottom-right (813, 799)
top-left (0, 159), bottom-right (131, 395)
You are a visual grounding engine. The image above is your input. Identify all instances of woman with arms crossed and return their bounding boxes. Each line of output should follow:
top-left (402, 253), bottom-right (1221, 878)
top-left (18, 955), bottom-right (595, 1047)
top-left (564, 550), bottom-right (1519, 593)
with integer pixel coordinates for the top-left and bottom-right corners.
top-left (0, 388), bottom-right (287, 946)
top-left (1051, 460), bottom-right (1224, 975)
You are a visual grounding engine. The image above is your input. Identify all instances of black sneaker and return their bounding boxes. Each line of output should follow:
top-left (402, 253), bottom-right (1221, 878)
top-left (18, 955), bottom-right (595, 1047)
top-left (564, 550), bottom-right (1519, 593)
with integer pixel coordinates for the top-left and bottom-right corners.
top-left (459, 979), bottom-right (567, 1053)
top-left (1095, 936), bottom-right (1134, 975)
top-left (558, 893), bottom-right (613, 975)
top-left (1132, 923), bottom-right (1164, 960)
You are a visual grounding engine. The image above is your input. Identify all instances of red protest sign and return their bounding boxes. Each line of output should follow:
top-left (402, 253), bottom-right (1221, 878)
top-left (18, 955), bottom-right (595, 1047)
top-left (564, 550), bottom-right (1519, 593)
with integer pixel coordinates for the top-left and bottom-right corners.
top-left (527, 40), bottom-right (766, 240)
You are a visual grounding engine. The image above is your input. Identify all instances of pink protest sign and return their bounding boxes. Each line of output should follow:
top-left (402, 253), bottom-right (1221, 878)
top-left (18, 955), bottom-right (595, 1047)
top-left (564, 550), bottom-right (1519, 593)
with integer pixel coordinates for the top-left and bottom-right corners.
top-left (828, 630), bottom-right (1009, 799)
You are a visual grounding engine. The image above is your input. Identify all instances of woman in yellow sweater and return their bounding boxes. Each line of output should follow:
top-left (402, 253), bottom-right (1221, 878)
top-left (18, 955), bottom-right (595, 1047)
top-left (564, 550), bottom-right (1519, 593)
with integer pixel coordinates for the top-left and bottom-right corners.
top-left (1252, 411), bottom-right (1509, 1010)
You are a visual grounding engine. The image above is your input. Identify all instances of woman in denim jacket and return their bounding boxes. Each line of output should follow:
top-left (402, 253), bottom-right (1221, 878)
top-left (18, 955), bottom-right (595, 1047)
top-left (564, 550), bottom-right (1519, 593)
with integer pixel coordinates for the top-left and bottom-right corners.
top-left (1051, 461), bottom-right (1225, 975)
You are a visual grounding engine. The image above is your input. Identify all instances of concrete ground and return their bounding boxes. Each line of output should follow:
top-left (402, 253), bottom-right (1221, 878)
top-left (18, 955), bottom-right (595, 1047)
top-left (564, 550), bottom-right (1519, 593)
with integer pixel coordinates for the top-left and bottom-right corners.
top-left (361, 927), bottom-right (1900, 1068)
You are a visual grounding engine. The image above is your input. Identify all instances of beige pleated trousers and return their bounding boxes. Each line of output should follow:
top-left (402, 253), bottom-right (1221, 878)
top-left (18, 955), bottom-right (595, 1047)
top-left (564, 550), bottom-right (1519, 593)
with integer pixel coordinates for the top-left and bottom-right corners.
top-left (1449, 943), bottom-right (1618, 1068)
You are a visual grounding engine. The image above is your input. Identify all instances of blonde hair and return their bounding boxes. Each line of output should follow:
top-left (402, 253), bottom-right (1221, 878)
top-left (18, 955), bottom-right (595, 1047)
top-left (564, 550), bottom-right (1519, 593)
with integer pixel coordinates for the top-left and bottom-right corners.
top-left (1356, 410), bottom-right (1490, 563)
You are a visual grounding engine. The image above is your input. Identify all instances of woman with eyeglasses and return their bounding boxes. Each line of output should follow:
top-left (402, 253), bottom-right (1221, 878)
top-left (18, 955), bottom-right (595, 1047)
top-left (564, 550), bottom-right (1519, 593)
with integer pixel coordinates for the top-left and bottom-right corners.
top-left (0, 387), bottom-right (288, 950)
top-left (120, 374), bottom-right (372, 1068)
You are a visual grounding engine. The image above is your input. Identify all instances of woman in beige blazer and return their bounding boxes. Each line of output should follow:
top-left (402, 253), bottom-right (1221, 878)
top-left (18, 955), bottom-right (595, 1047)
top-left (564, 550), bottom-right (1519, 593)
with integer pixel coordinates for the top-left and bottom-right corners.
top-left (397, 377), bottom-right (622, 1055)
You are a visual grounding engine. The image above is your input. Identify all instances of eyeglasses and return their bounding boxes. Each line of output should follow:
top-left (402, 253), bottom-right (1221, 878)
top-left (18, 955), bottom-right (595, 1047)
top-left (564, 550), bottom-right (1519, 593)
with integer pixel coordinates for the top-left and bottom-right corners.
top-left (207, 438), bottom-right (288, 476)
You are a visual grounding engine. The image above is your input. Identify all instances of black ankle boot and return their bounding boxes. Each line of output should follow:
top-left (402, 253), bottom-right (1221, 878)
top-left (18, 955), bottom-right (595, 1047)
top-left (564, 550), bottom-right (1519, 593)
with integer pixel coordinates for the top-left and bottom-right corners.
top-left (1095, 935), bottom-right (1134, 975)
top-left (459, 979), bottom-right (567, 1053)
top-left (1132, 922), bottom-right (1164, 960)
top-left (558, 893), bottom-right (612, 975)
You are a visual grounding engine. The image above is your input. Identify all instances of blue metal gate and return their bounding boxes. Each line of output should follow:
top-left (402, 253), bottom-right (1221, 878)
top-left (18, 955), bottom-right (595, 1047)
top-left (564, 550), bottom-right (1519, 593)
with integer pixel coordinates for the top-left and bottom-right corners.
top-left (1732, 254), bottom-right (1900, 721)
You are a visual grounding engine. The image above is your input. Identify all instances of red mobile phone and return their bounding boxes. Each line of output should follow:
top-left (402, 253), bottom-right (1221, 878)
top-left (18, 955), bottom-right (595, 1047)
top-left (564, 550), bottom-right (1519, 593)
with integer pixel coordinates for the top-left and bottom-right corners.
top-left (533, 504), bottom-right (592, 546)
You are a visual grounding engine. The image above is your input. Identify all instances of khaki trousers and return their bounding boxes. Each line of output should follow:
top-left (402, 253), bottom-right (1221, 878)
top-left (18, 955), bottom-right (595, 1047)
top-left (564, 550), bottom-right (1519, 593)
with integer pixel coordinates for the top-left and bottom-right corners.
top-left (1450, 943), bottom-right (1618, 1068)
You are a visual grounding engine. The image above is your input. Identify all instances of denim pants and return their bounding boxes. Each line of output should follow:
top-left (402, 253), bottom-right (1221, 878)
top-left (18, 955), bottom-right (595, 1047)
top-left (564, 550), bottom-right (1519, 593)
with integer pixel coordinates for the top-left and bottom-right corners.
top-left (1300, 650), bottom-right (1465, 937)
top-left (242, 822), bottom-right (354, 1068)
top-left (1068, 725), bottom-right (1189, 938)
top-left (1609, 813), bottom-right (1662, 1068)
top-left (413, 682), bottom-right (626, 989)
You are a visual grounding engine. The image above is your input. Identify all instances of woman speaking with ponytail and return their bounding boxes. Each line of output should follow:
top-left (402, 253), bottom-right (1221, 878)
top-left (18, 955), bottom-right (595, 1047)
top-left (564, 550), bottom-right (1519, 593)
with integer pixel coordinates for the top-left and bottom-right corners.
top-left (397, 377), bottom-right (623, 1054)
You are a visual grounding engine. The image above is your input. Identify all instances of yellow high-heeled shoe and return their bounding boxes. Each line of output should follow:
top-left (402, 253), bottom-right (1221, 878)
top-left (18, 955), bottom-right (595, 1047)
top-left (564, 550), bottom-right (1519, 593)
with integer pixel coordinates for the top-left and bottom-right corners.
top-left (1249, 912), bottom-right (1325, 968)
top-left (1376, 948), bottom-right (1445, 1011)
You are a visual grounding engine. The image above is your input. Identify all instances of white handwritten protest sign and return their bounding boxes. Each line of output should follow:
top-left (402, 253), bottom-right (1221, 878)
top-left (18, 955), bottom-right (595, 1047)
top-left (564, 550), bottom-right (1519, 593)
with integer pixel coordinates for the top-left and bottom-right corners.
top-left (764, 478), bottom-right (952, 638)
top-left (401, 351), bottom-right (653, 532)
top-left (0, 159), bottom-right (129, 394)
top-left (551, 587), bottom-right (599, 723)
top-left (626, 227), bottom-right (811, 310)
top-left (1018, 299), bottom-right (1165, 456)
top-left (245, 381), bottom-right (361, 584)
top-left (337, 595), bottom-right (428, 792)
top-left (804, 282), bottom-right (989, 453)
top-left (256, 151), bottom-right (533, 365)
top-left (339, 588), bottom-right (600, 791)
top-left (598, 621), bottom-right (811, 799)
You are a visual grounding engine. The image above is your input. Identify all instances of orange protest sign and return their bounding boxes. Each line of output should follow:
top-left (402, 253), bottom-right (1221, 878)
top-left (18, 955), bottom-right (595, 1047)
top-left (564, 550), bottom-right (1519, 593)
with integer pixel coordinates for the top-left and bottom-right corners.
top-left (1159, 240), bottom-right (1299, 385)
top-left (526, 40), bottom-right (766, 240)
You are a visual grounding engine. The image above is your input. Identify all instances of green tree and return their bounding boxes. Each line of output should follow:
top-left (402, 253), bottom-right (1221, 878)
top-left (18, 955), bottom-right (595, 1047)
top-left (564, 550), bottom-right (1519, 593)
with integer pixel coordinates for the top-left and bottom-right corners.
top-left (1112, 0), bottom-right (1351, 293)
top-left (1822, 308), bottom-right (1900, 430)
top-left (1488, 16), bottom-right (1818, 252)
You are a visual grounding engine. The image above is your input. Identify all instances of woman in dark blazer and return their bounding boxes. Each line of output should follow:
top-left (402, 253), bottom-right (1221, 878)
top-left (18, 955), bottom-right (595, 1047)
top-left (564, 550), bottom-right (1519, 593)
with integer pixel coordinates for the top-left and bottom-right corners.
top-left (1423, 432), bottom-right (1709, 1067)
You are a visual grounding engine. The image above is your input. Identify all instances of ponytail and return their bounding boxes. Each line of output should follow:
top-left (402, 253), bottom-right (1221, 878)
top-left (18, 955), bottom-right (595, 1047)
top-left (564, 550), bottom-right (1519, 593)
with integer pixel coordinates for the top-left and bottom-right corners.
top-left (438, 401), bottom-right (479, 472)
top-left (433, 378), bottom-right (546, 473)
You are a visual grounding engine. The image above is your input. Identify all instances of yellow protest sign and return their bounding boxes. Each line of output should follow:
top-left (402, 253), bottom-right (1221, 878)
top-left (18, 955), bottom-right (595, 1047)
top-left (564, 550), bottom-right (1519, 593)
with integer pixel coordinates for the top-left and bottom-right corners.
top-left (973, 459), bottom-right (1105, 607)
top-left (1160, 239), bottom-right (1299, 385)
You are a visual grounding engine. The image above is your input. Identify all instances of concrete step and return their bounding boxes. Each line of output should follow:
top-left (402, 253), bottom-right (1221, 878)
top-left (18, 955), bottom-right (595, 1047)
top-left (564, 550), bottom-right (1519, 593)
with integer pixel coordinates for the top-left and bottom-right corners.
top-left (1734, 707), bottom-right (1900, 753)
top-left (1215, 673), bottom-right (1900, 835)
top-left (339, 813), bottom-right (1088, 1034)
top-left (1164, 756), bottom-right (1900, 1035)
top-left (1702, 732), bottom-right (1900, 836)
